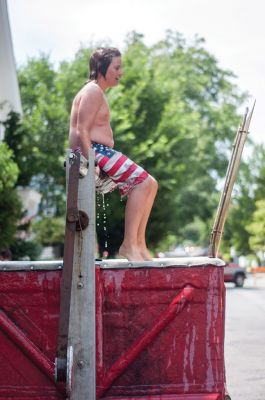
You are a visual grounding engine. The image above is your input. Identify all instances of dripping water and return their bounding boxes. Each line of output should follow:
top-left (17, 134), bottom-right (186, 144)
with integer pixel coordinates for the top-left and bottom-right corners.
top-left (96, 192), bottom-right (110, 258)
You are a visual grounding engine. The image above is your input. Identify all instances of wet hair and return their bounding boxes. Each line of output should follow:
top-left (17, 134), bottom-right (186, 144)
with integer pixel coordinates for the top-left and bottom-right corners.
top-left (89, 47), bottom-right (121, 81)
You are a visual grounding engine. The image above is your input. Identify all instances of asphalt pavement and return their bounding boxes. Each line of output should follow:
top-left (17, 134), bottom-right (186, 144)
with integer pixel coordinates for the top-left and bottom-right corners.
top-left (225, 273), bottom-right (265, 400)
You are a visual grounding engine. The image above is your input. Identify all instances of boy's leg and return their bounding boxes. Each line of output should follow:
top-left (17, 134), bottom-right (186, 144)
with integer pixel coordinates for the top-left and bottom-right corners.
top-left (92, 143), bottom-right (157, 261)
top-left (119, 177), bottom-right (155, 261)
top-left (137, 176), bottom-right (158, 260)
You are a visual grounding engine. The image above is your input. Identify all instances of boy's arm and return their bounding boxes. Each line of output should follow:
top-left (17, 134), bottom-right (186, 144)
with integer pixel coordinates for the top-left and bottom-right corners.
top-left (76, 86), bottom-right (103, 158)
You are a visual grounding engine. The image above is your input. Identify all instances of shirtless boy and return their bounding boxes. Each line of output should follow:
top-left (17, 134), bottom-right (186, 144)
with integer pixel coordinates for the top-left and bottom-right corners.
top-left (69, 47), bottom-right (158, 261)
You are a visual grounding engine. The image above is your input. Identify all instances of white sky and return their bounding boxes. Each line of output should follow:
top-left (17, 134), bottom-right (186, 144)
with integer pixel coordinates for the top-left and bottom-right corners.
top-left (7, 0), bottom-right (265, 145)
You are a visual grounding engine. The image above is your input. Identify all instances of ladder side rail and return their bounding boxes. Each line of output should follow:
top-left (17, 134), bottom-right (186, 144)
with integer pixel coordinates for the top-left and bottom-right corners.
top-left (209, 103), bottom-right (255, 257)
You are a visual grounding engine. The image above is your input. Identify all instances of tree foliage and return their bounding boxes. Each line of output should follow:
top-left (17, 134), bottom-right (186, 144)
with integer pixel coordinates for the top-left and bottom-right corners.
top-left (4, 31), bottom-right (254, 257)
top-left (221, 144), bottom-right (265, 258)
top-left (0, 142), bottom-right (22, 250)
top-left (33, 216), bottom-right (65, 246)
top-left (4, 55), bottom-right (68, 215)
top-left (10, 238), bottom-right (42, 261)
top-left (100, 31), bottom-right (244, 253)
top-left (247, 200), bottom-right (265, 261)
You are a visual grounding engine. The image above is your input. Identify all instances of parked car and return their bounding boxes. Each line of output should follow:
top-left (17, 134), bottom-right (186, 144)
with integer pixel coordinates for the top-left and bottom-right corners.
top-left (224, 262), bottom-right (247, 287)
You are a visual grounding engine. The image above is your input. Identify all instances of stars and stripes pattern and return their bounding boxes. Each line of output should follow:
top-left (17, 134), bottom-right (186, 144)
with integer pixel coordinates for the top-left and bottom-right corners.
top-left (92, 143), bottom-right (148, 198)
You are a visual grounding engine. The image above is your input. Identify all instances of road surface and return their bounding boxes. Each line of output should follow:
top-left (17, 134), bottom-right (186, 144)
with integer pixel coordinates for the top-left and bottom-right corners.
top-left (225, 273), bottom-right (265, 400)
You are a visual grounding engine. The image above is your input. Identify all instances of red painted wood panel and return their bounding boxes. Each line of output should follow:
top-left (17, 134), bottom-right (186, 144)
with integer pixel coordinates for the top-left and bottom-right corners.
top-left (96, 265), bottom-right (227, 399)
top-left (0, 263), bottom-right (227, 400)
top-left (0, 270), bottom-right (64, 399)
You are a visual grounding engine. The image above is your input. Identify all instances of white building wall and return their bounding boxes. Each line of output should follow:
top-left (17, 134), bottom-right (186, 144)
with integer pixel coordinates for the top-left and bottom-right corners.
top-left (0, 0), bottom-right (22, 139)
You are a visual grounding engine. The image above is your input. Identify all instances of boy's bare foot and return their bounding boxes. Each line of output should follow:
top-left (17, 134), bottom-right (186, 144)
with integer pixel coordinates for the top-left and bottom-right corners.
top-left (139, 247), bottom-right (153, 261)
top-left (119, 244), bottom-right (144, 261)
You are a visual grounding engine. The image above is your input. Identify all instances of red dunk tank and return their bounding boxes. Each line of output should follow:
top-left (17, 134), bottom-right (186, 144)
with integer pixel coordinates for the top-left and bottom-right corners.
top-left (96, 257), bottom-right (229, 400)
top-left (0, 257), bottom-right (230, 400)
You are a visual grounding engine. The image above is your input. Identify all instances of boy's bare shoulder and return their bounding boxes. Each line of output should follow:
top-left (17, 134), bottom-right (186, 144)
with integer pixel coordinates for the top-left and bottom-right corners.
top-left (82, 82), bottom-right (104, 107)
top-left (83, 81), bottom-right (104, 97)
top-left (74, 81), bottom-right (103, 107)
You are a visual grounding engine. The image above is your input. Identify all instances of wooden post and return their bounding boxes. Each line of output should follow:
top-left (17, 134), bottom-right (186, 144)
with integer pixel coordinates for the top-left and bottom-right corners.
top-left (68, 148), bottom-right (96, 400)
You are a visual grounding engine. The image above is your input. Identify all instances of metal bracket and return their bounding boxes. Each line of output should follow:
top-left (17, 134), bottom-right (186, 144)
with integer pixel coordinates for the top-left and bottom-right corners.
top-left (79, 159), bottom-right (89, 178)
top-left (76, 210), bottom-right (89, 231)
top-left (67, 207), bottom-right (79, 223)
top-left (66, 345), bottom-right (74, 396)
top-left (55, 356), bottom-right (67, 382)
top-left (66, 208), bottom-right (89, 231)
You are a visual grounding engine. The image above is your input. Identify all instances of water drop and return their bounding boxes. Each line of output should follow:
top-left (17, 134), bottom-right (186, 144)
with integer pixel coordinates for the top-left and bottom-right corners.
top-left (96, 193), bottom-right (110, 255)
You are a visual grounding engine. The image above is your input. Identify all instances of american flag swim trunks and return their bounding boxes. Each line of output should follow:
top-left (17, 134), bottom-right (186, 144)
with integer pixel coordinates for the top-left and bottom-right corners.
top-left (92, 143), bottom-right (149, 198)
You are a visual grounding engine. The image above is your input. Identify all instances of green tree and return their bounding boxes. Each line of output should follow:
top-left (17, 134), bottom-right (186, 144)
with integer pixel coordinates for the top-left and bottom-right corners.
top-left (57, 45), bottom-right (93, 112)
top-left (3, 32), bottom-right (247, 257)
top-left (221, 144), bottom-right (265, 257)
top-left (4, 55), bottom-right (69, 215)
top-left (101, 32), bottom-right (244, 254)
top-left (247, 200), bottom-right (265, 264)
top-left (10, 238), bottom-right (42, 261)
top-left (33, 216), bottom-right (65, 246)
top-left (0, 142), bottom-right (22, 251)
top-left (2, 56), bottom-right (68, 258)
top-left (221, 162), bottom-right (255, 256)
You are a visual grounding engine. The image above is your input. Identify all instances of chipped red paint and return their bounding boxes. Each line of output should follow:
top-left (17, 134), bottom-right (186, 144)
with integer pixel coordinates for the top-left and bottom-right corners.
top-left (96, 265), bottom-right (227, 400)
top-left (0, 310), bottom-right (55, 384)
top-left (0, 262), bottom-right (228, 400)
top-left (97, 285), bottom-right (195, 398)
top-left (0, 270), bottom-right (64, 399)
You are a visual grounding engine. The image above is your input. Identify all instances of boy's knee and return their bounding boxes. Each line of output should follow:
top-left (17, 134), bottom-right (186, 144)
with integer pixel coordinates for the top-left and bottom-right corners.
top-left (149, 175), bottom-right (158, 191)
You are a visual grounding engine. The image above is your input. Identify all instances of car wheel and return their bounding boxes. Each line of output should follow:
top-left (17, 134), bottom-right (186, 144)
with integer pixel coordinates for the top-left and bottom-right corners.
top-left (234, 273), bottom-right (245, 287)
